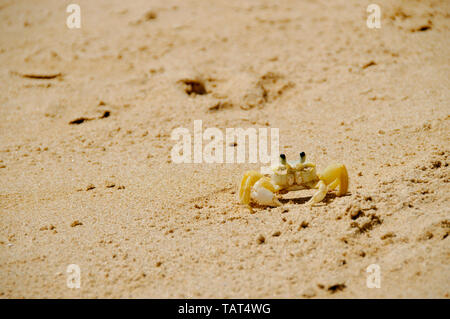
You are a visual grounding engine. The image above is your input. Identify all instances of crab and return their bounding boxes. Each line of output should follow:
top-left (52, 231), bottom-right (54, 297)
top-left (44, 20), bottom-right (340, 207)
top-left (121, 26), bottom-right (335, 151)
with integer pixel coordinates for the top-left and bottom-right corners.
top-left (239, 152), bottom-right (348, 208)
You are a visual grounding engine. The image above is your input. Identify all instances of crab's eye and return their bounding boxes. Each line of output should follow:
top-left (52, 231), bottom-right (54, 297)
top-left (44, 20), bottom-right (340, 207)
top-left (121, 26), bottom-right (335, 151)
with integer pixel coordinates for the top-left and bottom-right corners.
top-left (300, 152), bottom-right (306, 163)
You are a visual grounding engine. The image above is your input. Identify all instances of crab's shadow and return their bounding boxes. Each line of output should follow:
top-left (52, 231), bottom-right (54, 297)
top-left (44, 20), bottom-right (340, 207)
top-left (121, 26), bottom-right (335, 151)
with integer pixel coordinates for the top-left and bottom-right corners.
top-left (279, 192), bottom-right (352, 205)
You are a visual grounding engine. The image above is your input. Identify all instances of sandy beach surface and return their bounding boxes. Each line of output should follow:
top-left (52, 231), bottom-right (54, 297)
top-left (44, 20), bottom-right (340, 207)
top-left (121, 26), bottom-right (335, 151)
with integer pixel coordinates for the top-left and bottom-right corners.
top-left (0, 0), bottom-right (449, 298)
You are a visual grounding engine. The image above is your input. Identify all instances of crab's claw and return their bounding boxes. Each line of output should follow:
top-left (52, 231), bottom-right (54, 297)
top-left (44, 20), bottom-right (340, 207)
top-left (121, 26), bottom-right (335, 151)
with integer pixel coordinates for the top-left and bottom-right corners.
top-left (239, 171), bottom-right (281, 207)
top-left (308, 163), bottom-right (349, 205)
top-left (239, 171), bottom-right (262, 205)
top-left (251, 177), bottom-right (282, 207)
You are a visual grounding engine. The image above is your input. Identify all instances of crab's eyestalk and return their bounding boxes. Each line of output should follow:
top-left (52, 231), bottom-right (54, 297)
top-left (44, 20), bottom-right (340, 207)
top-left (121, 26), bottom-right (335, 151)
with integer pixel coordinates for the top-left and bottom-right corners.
top-left (280, 154), bottom-right (287, 165)
top-left (300, 152), bottom-right (306, 163)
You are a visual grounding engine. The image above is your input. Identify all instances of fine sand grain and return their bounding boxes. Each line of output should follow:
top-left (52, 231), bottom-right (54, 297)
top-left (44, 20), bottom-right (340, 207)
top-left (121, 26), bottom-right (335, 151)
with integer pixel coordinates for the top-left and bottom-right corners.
top-left (0, 0), bottom-right (449, 298)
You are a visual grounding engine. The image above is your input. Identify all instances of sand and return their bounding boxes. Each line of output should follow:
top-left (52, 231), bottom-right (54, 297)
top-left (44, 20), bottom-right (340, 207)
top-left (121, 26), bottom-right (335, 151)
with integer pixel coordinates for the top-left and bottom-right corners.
top-left (0, 0), bottom-right (449, 298)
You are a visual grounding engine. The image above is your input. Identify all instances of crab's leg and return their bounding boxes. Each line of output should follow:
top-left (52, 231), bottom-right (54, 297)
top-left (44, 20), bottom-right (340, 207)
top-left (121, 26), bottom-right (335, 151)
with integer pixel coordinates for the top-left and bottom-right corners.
top-left (327, 178), bottom-right (340, 191)
top-left (308, 163), bottom-right (349, 205)
top-left (319, 163), bottom-right (348, 196)
top-left (307, 180), bottom-right (328, 204)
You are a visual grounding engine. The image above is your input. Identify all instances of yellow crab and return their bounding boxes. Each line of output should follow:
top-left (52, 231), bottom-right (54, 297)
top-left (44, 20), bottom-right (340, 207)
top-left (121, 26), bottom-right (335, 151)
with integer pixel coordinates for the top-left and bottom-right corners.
top-left (239, 152), bottom-right (348, 208)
